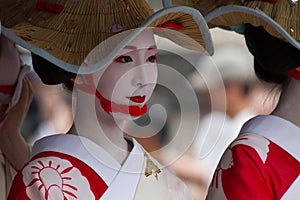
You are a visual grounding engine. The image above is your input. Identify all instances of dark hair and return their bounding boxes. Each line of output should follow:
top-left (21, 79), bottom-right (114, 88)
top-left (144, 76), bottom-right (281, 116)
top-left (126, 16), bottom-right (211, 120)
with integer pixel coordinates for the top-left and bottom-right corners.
top-left (244, 24), bottom-right (300, 85)
top-left (253, 58), bottom-right (286, 84)
top-left (32, 53), bottom-right (76, 85)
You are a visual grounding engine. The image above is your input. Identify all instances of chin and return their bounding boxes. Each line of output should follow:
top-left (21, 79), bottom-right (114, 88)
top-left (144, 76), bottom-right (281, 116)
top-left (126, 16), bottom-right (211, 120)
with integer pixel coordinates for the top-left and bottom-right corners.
top-left (110, 112), bottom-right (141, 121)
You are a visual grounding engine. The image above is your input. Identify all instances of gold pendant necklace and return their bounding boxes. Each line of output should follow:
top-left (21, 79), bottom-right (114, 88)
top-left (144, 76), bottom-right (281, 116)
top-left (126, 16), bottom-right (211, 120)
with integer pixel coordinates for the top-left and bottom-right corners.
top-left (144, 153), bottom-right (161, 180)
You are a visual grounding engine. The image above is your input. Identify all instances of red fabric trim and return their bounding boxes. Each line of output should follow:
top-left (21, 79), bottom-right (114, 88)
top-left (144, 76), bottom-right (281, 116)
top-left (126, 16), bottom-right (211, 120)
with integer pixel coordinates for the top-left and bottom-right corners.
top-left (36, 0), bottom-right (64, 13)
top-left (286, 69), bottom-right (300, 81)
top-left (0, 84), bottom-right (16, 94)
top-left (160, 21), bottom-right (184, 30)
top-left (155, 21), bottom-right (185, 33)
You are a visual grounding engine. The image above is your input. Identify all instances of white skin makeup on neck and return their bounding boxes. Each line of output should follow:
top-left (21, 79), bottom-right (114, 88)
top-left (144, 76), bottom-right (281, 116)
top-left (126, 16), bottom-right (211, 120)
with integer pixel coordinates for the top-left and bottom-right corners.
top-left (69, 30), bottom-right (158, 165)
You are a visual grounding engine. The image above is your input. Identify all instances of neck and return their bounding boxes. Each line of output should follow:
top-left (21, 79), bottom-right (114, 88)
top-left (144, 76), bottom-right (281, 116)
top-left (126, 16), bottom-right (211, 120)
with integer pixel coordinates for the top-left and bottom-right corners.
top-left (227, 101), bottom-right (249, 118)
top-left (67, 91), bottom-right (131, 165)
top-left (272, 78), bottom-right (300, 127)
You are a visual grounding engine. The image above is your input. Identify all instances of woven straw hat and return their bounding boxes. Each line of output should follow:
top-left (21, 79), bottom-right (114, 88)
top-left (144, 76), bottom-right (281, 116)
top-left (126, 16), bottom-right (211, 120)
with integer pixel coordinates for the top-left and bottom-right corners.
top-left (172, 0), bottom-right (300, 50)
top-left (0, 0), bottom-right (213, 74)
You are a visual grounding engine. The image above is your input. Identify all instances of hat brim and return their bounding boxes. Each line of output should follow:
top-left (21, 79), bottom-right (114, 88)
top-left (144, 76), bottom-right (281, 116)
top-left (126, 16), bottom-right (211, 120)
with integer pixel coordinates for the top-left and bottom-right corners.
top-left (2, 6), bottom-right (213, 74)
top-left (173, 0), bottom-right (300, 47)
top-left (204, 5), bottom-right (300, 50)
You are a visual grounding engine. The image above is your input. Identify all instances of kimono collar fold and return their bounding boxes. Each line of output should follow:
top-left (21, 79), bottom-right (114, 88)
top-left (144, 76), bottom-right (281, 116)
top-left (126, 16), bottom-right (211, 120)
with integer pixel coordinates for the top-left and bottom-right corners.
top-left (240, 115), bottom-right (300, 162)
top-left (31, 134), bottom-right (145, 187)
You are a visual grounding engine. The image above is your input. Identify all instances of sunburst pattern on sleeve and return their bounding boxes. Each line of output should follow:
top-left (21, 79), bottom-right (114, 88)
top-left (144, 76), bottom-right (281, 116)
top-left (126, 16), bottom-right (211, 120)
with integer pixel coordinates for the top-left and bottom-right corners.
top-left (22, 156), bottom-right (95, 200)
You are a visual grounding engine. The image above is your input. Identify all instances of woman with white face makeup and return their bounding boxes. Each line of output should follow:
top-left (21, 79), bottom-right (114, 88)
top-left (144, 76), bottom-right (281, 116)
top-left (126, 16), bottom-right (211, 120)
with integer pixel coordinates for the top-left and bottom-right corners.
top-left (94, 30), bottom-right (158, 121)
top-left (67, 30), bottom-right (159, 167)
top-left (0, 0), bottom-right (214, 199)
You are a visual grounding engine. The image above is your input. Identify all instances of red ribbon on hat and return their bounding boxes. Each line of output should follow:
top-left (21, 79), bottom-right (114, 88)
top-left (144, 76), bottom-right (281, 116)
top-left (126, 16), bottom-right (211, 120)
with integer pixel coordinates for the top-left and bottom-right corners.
top-left (160, 21), bottom-right (184, 30)
top-left (71, 74), bottom-right (148, 117)
top-left (286, 69), bottom-right (300, 81)
top-left (155, 21), bottom-right (185, 32)
top-left (266, 0), bottom-right (279, 2)
top-left (36, 1), bottom-right (64, 13)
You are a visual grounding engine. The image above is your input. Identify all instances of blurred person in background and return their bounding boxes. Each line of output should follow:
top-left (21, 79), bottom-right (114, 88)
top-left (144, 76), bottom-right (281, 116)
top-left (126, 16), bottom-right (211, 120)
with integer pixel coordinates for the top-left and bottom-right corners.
top-left (189, 28), bottom-right (259, 188)
top-left (16, 46), bottom-right (73, 146)
top-left (25, 78), bottom-right (72, 145)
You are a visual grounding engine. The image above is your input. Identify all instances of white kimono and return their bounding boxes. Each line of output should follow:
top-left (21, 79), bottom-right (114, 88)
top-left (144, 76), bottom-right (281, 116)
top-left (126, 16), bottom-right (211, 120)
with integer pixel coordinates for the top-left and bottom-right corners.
top-left (8, 134), bottom-right (193, 199)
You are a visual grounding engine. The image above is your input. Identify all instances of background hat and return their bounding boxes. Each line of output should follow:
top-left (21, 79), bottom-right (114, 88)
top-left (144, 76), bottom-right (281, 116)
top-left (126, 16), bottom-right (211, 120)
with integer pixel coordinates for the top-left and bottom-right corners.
top-left (0, 0), bottom-right (213, 74)
top-left (172, 0), bottom-right (300, 50)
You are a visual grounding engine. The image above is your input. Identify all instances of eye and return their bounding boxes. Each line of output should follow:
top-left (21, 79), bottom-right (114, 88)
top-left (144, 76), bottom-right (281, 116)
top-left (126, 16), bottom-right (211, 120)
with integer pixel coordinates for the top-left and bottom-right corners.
top-left (147, 55), bottom-right (157, 63)
top-left (115, 56), bottom-right (133, 63)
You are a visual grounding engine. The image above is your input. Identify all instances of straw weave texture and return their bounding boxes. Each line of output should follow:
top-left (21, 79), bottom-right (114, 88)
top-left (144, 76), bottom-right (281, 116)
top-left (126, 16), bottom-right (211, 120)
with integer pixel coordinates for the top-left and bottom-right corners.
top-left (173, 0), bottom-right (300, 44)
top-left (1, 0), bottom-right (208, 68)
top-left (0, 0), bottom-right (153, 66)
top-left (150, 11), bottom-right (206, 51)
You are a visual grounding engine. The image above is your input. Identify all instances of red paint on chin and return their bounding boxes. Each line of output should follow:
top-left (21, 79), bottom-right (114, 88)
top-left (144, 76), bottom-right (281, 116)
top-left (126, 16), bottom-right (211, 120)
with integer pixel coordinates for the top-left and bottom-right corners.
top-left (129, 95), bottom-right (146, 103)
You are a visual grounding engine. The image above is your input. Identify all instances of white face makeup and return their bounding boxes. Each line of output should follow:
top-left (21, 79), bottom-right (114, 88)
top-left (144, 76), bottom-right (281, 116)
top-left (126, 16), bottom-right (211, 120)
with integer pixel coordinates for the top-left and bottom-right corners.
top-left (95, 30), bottom-right (158, 109)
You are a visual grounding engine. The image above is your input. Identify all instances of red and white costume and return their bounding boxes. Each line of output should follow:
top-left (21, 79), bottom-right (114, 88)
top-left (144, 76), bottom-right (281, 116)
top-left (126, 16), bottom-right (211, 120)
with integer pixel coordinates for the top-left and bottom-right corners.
top-left (207, 115), bottom-right (300, 200)
top-left (8, 134), bottom-right (192, 200)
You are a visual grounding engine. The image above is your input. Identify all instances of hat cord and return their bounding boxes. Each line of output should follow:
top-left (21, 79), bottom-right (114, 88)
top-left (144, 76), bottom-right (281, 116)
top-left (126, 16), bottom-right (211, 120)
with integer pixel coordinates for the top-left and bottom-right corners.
top-left (286, 69), bottom-right (300, 81)
top-left (36, 0), bottom-right (64, 13)
top-left (71, 74), bottom-right (148, 117)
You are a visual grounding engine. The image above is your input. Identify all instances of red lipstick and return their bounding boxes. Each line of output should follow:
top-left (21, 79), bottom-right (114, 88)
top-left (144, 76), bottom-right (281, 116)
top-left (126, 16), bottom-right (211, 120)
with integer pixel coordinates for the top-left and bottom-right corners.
top-left (129, 95), bottom-right (146, 103)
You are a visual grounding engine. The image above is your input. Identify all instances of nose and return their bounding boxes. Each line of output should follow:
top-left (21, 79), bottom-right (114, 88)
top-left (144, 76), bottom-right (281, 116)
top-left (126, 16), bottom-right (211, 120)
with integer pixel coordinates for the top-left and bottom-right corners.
top-left (132, 64), bottom-right (148, 87)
